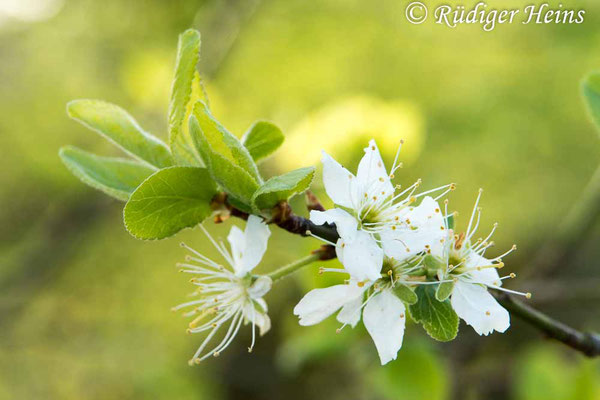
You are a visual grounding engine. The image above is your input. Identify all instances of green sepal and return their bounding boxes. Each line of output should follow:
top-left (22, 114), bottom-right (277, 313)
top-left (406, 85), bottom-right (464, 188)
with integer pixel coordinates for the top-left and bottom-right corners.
top-left (435, 281), bottom-right (455, 302)
top-left (392, 284), bottom-right (418, 305)
top-left (446, 213), bottom-right (455, 230)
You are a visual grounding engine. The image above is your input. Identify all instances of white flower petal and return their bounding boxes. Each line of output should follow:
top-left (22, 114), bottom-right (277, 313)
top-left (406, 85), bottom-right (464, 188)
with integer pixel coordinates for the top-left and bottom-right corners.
top-left (336, 295), bottom-right (363, 327)
top-left (235, 215), bottom-right (271, 276)
top-left (465, 253), bottom-right (502, 287)
top-left (363, 289), bottom-right (406, 365)
top-left (321, 151), bottom-right (357, 208)
top-left (381, 196), bottom-right (446, 259)
top-left (227, 225), bottom-right (245, 268)
top-left (258, 314), bottom-right (271, 336)
top-left (337, 230), bottom-right (383, 281)
top-left (451, 281), bottom-right (510, 336)
top-left (242, 302), bottom-right (271, 336)
top-left (356, 140), bottom-right (394, 198)
top-left (310, 208), bottom-right (358, 240)
top-left (247, 276), bottom-right (272, 299)
top-left (293, 283), bottom-right (365, 326)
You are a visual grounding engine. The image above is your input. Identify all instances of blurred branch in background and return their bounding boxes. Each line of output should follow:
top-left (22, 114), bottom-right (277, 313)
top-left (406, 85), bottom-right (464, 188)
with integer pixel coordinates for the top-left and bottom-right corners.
top-left (527, 163), bottom-right (600, 280)
top-left (194, 0), bottom-right (262, 79)
top-left (496, 293), bottom-right (600, 357)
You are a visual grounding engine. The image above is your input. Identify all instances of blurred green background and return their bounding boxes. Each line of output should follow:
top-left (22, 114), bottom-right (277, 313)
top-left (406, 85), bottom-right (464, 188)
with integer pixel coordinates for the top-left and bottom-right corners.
top-left (1, 0), bottom-right (600, 399)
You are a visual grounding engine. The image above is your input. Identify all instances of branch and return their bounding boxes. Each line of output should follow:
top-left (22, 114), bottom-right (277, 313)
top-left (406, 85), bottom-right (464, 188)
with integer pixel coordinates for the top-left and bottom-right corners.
top-left (222, 195), bottom-right (600, 358)
top-left (495, 292), bottom-right (600, 357)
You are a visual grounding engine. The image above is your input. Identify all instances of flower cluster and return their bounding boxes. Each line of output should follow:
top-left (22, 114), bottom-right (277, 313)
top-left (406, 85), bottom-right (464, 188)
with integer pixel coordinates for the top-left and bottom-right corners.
top-left (294, 140), bottom-right (528, 364)
top-left (175, 139), bottom-right (528, 365)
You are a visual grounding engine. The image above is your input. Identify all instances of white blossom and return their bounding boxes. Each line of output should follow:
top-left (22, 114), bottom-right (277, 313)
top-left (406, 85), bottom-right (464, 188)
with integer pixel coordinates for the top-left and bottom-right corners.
top-left (310, 139), bottom-right (453, 281)
top-left (294, 248), bottom-right (427, 365)
top-left (430, 190), bottom-right (529, 336)
top-left (173, 215), bottom-right (272, 364)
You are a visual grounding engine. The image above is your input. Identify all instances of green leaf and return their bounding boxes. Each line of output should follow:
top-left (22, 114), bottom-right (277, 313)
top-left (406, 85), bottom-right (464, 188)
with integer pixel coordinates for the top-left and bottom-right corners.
top-left (252, 167), bottom-right (315, 210)
top-left (123, 167), bottom-right (217, 240)
top-left (67, 99), bottom-right (173, 168)
top-left (409, 285), bottom-right (459, 342)
top-left (59, 146), bottom-right (155, 201)
top-left (435, 281), bottom-right (455, 302)
top-left (168, 29), bottom-right (206, 166)
top-left (189, 107), bottom-right (260, 205)
top-left (242, 121), bottom-right (284, 162)
top-left (392, 284), bottom-right (418, 305)
top-left (191, 101), bottom-right (261, 182)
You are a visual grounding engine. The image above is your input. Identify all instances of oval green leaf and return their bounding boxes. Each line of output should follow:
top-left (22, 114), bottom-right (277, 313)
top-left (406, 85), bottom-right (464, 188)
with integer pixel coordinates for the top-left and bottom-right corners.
top-left (168, 29), bottom-right (206, 166)
top-left (252, 167), bottom-right (315, 210)
top-left (67, 99), bottom-right (173, 168)
top-left (409, 285), bottom-right (459, 342)
top-left (124, 167), bottom-right (217, 240)
top-left (242, 121), bottom-right (284, 162)
top-left (60, 146), bottom-right (156, 201)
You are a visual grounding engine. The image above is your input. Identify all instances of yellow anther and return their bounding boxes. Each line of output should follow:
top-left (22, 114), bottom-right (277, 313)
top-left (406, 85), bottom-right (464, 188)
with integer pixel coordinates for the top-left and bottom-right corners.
top-left (525, 293), bottom-right (532, 299)
top-left (485, 311), bottom-right (491, 316)
top-left (213, 352), bottom-right (220, 358)
top-left (509, 273), bottom-right (516, 278)
top-left (450, 183), bottom-right (457, 190)
top-left (379, 177), bottom-right (384, 182)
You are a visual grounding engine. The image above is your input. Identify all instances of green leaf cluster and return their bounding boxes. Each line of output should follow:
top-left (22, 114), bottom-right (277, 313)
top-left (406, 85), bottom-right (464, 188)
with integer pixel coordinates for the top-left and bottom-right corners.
top-left (60, 29), bottom-right (314, 240)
